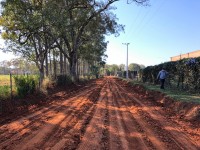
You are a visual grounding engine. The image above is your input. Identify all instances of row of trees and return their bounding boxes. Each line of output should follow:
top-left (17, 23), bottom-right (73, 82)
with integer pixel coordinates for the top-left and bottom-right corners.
top-left (0, 0), bottom-right (149, 86)
top-left (104, 63), bottom-right (145, 76)
top-left (0, 58), bottom-right (38, 74)
top-left (0, 55), bottom-right (96, 80)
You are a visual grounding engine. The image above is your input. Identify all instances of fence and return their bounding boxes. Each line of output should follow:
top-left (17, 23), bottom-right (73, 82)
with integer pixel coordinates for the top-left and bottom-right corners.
top-left (0, 74), bottom-right (14, 99)
top-left (0, 74), bottom-right (13, 113)
top-left (0, 73), bottom-right (40, 113)
top-left (0, 73), bottom-right (40, 99)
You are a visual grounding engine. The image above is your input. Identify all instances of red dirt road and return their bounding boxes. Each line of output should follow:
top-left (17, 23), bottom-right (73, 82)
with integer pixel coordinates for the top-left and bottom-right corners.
top-left (0, 77), bottom-right (199, 150)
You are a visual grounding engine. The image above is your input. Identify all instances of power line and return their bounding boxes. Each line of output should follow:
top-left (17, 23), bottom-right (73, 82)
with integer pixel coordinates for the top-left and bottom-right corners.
top-left (135, 0), bottom-right (166, 38)
top-left (125, 6), bottom-right (143, 40)
top-left (126, 0), bottom-right (157, 40)
top-left (125, 0), bottom-right (166, 41)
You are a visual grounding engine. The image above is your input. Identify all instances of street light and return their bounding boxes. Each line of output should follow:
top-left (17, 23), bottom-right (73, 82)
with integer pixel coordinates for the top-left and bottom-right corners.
top-left (122, 43), bottom-right (130, 79)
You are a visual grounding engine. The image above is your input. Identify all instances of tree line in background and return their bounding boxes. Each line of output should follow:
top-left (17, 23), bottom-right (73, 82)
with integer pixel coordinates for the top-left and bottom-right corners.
top-left (142, 57), bottom-right (200, 93)
top-left (0, 55), bottom-right (103, 83)
top-left (0, 58), bottom-right (38, 75)
top-left (0, 59), bottom-right (145, 100)
top-left (105, 63), bottom-right (145, 78)
top-left (0, 0), bottom-right (149, 88)
top-left (0, 57), bottom-right (145, 78)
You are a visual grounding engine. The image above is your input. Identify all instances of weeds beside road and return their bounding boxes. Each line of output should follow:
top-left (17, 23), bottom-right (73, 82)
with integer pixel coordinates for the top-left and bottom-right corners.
top-left (138, 82), bottom-right (200, 104)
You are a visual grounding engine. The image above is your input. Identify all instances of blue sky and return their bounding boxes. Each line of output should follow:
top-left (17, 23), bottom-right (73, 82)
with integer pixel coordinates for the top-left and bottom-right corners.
top-left (106, 0), bottom-right (200, 66)
top-left (0, 0), bottom-right (200, 67)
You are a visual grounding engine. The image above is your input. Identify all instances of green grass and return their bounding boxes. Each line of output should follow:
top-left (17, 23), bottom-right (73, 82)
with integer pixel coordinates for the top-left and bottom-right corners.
top-left (0, 85), bottom-right (11, 99)
top-left (129, 80), bottom-right (200, 104)
top-left (0, 75), bottom-right (29, 99)
top-left (0, 75), bottom-right (12, 99)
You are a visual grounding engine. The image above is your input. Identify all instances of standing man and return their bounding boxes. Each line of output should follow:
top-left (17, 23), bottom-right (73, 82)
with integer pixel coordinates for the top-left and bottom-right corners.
top-left (157, 68), bottom-right (168, 89)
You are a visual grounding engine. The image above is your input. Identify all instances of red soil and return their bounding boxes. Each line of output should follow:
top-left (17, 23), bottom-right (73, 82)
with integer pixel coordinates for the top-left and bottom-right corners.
top-left (0, 77), bottom-right (199, 150)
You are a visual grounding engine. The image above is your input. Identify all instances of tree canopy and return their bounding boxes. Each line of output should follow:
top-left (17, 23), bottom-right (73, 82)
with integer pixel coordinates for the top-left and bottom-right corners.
top-left (0, 0), bottom-right (149, 82)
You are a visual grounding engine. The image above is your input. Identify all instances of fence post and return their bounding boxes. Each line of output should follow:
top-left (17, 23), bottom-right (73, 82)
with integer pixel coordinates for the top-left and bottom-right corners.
top-left (0, 98), bottom-right (2, 114)
top-left (10, 73), bottom-right (12, 100)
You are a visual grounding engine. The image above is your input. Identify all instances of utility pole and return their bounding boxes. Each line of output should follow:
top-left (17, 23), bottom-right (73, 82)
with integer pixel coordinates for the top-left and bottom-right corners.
top-left (122, 43), bottom-right (130, 79)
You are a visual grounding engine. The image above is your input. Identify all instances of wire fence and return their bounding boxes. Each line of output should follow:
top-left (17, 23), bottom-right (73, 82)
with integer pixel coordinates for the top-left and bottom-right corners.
top-left (0, 73), bottom-right (39, 113)
top-left (0, 74), bottom-right (14, 99)
top-left (0, 74), bottom-right (13, 113)
top-left (0, 73), bottom-right (38, 99)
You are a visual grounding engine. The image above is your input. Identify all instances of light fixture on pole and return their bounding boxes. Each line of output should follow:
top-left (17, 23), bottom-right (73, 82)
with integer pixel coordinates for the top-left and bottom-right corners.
top-left (122, 43), bottom-right (130, 79)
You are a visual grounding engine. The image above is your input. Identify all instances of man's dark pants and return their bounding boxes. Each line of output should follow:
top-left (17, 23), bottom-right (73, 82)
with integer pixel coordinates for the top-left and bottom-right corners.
top-left (160, 79), bottom-right (165, 89)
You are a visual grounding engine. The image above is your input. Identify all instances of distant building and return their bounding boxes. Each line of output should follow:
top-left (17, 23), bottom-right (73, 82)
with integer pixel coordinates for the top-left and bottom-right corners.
top-left (171, 50), bottom-right (200, 61)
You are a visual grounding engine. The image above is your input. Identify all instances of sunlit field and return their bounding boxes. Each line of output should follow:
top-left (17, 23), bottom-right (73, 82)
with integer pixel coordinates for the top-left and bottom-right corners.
top-left (0, 75), bottom-right (12, 86)
top-left (0, 74), bottom-right (39, 99)
top-left (0, 75), bottom-right (15, 99)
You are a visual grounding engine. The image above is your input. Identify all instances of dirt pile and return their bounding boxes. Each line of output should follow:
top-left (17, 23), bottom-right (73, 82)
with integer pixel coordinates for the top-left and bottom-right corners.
top-left (118, 78), bottom-right (200, 123)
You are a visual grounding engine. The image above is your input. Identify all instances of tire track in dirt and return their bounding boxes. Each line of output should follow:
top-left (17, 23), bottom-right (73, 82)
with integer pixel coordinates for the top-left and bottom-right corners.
top-left (78, 78), bottom-right (150, 150)
top-left (41, 85), bottom-right (104, 150)
top-left (49, 101), bottom-right (96, 150)
top-left (1, 99), bottom-right (85, 149)
top-left (0, 104), bottom-right (63, 142)
top-left (106, 80), bottom-right (131, 150)
top-left (0, 82), bottom-right (97, 140)
top-left (18, 100), bottom-right (89, 149)
top-left (77, 80), bottom-right (109, 150)
top-left (0, 77), bottom-right (199, 150)
top-left (49, 81), bottom-right (108, 150)
top-left (109, 83), bottom-right (154, 150)
top-left (77, 78), bottom-right (137, 150)
top-left (112, 78), bottom-right (199, 150)
top-left (108, 80), bottom-right (154, 150)
top-left (110, 85), bottom-right (169, 149)
top-left (0, 79), bottom-right (106, 150)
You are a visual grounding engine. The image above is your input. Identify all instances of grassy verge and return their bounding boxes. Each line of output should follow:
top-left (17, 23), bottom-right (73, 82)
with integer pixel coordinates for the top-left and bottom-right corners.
top-left (128, 79), bottom-right (200, 104)
top-left (0, 85), bottom-right (11, 99)
top-left (0, 75), bottom-right (13, 99)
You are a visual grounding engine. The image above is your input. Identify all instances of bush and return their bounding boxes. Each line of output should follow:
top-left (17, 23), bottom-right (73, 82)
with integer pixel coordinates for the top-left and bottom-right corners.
top-left (141, 57), bottom-right (200, 93)
top-left (56, 75), bottom-right (72, 86)
top-left (0, 85), bottom-right (10, 99)
top-left (14, 75), bottom-right (38, 98)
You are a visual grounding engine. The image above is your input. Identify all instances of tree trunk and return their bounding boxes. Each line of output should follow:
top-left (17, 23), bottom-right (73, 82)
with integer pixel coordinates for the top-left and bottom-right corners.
top-left (53, 50), bottom-right (57, 79)
top-left (39, 64), bottom-right (44, 89)
top-left (83, 60), bottom-right (85, 78)
top-left (60, 51), bottom-right (63, 74)
top-left (45, 52), bottom-right (49, 77)
top-left (77, 59), bottom-right (80, 80)
top-left (80, 59), bottom-right (83, 77)
top-left (70, 51), bottom-right (77, 81)
top-left (49, 50), bottom-right (52, 76)
top-left (64, 55), bottom-right (67, 75)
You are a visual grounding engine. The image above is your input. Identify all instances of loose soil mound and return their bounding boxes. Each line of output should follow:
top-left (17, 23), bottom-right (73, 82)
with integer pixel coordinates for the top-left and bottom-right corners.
top-left (136, 85), bottom-right (199, 122)
top-left (117, 78), bottom-right (200, 123)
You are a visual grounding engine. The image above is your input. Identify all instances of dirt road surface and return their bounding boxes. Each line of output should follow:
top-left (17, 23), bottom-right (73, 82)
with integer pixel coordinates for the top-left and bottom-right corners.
top-left (0, 77), bottom-right (199, 150)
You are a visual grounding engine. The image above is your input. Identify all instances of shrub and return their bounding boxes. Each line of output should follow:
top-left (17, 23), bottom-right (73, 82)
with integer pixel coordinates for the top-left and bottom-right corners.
top-left (141, 57), bottom-right (200, 93)
top-left (56, 75), bottom-right (72, 86)
top-left (0, 85), bottom-right (10, 99)
top-left (14, 75), bottom-right (38, 97)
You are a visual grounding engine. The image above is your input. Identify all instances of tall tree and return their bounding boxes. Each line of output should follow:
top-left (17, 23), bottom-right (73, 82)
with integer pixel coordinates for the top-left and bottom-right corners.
top-left (0, 0), bottom-right (149, 82)
top-left (119, 64), bottom-right (125, 71)
top-left (0, 0), bottom-right (56, 86)
top-left (129, 63), bottom-right (140, 71)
